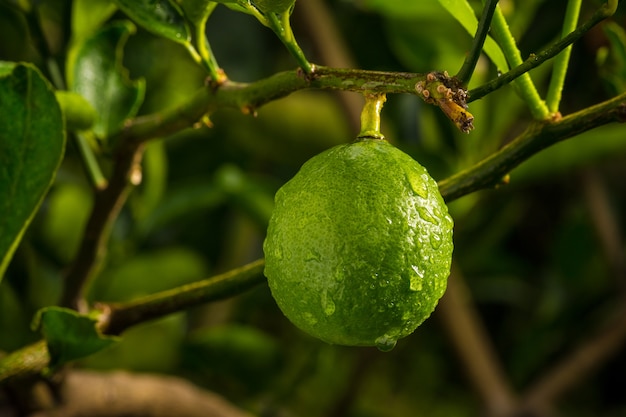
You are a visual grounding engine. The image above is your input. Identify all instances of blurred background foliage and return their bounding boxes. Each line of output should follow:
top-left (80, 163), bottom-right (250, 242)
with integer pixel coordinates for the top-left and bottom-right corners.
top-left (1, 0), bottom-right (626, 416)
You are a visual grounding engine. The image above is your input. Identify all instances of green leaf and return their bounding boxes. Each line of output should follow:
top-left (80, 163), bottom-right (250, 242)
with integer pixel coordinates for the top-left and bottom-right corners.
top-left (177, 0), bottom-right (217, 26)
top-left (436, 0), bottom-right (508, 72)
top-left (362, 0), bottom-right (508, 72)
top-left (0, 63), bottom-right (65, 282)
top-left (71, 0), bottom-right (118, 42)
top-left (113, 0), bottom-right (191, 44)
top-left (252, 0), bottom-right (295, 14)
top-left (71, 21), bottom-right (146, 139)
top-left (32, 307), bottom-right (119, 370)
top-left (0, 61), bottom-right (16, 77)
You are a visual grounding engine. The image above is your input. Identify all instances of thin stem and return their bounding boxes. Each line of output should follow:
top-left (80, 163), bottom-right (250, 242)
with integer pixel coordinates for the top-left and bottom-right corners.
top-left (59, 142), bottom-right (145, 311)
top-left (488, 3), bottom-right (550, 119)
top-left (545, 0), bottom-right (582, 113)
top-left (267, 11), bottom-right (313, 74)
top-left (438, 91), bottom-right (626, 202)
top-left (191, 3), bottom-right (226, 83)
top-left (75, 133), bottom-right (108, 190)
top-left (469, 0), bottom-right (617, 102)
top-left (455, 0), bottom-right (500, 86)
top-left (357, 93), bottom-right (386, 139)
top-left (101, 259), bottom-right (266, 335)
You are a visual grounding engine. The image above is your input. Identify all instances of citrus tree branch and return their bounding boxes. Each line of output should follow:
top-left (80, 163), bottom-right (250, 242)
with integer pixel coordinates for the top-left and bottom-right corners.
top-left (59, 142), bottom-right (145, 312)
top-left (438, 91), bottom-right (626, 202)
top-left (112, 65), bottom-right (472, 146)
top-left (102, 259), bottom-right (266, 335)
top-left (0, 260), bottom-right (266, 385)
top-left (469, 0), bottom-right (618, 102)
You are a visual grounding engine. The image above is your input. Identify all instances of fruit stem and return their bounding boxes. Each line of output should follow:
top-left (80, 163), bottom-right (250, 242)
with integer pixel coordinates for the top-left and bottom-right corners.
top-left (357, 93), bottom-right (386, 139)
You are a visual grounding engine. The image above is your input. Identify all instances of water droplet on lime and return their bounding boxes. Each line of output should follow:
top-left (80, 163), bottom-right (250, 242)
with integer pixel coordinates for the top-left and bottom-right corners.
top-left (375, 335), bottom-right (397, 352)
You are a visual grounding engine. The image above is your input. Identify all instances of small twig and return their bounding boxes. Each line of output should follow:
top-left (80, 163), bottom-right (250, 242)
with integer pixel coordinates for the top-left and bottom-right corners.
top-left (437, 267), bottom-right (518, 417)
top-left (111, 66), bottom-right (464, 146)
top-left (455, 0), bottom-right (500, 86)
top-left (438, 91), bottom-right (626, 202)
top-left (581, 169), bottom-right (626, 288)
top-left (59, 142), bottom-right (145, 311)
top-left (545, 0), bottom-right (582, 113)
top-left (469, 0), bottom-right (618, 102)
top-left (0, 260), bottom-right (266, 384)
top-left (488, 4), bottom-right (549, 119)
top-left (102, 258), bottom-right (266, 335)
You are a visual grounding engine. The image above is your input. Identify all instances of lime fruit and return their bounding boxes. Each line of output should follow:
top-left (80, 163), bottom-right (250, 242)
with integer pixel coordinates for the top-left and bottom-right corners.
top-left (263, 138), bottom-right (453, 351)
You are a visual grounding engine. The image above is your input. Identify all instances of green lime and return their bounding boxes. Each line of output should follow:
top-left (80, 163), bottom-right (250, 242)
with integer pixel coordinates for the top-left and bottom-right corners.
top-left (263, 138), bottom-right (453, 351)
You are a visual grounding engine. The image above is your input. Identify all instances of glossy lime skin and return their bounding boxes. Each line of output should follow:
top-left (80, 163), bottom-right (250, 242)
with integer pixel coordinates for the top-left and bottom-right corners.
top-left (263, 138), bottom-right (453, 350)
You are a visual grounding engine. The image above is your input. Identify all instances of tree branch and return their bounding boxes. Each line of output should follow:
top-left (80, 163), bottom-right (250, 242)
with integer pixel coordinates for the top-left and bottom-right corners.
top-left (468, 0), bottom-right (618, 102)
top-left (438, 91), bottom-right (626, 202)
top-left (28, 370), bottom-right (254, 417)
top-left (112, 65), bottom-right (473, 145)
top-left (437, 267), bottom-right (518, 417)
top-left (59, 142), bottom-right (145, 311)
top-left (102, 258), bottom-right (266, 335)
top-left (0, 260), bottom-right (265, 385)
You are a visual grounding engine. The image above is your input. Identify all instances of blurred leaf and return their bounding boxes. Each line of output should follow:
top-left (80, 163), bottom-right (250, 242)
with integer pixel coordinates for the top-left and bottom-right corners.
top-left (32, 306), bottom-right (119, 370)
top-left (114, 0), bottom-right (191, 44)
top-left (597, 21), bottom-right (626, 95)
top-left (70, 21), bottom-right (146, 139)
top-left (252, 0), bottom-right (294, 14)
top-left (39, 183), bottom-right (93, 264)
top-left (436, 0), bottom-right (508, 71)
top-left (215, 164), bottom-right (275, 227)
top-left (0, 63), bottom-right (65, 282)
top-left (54, 91), bottom-right (98, 131)
top-left (71, 0), bottom-right (118, 42)
top-left (0, 61), bottom-right (16, 76)
top-left (177, 0), bottom-right (217, 25)
top-left (0, 282), bottom-right (31, 351)
top-left (136, 182), bottom-right (225, 238)
top-left (130, 140), bottom-right (168, 220)
top-left (360, 0), bottom-right (507, 71)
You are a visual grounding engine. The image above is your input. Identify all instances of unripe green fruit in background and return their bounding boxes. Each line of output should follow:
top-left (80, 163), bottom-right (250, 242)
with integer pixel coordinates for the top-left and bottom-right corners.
top-left (263, 138), bottom-right (453, 351)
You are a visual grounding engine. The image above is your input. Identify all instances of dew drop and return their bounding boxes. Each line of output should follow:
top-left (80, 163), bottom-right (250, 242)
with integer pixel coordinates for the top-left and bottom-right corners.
top-left (321, 291), bottom-right (336, 316)
top-left (305, 250), bottom-right (322, 262)
top-left (430, 233), bottom-right (442, 249)
top-left (417, 206), bottom-right (438, 225)
top-left (409, 266), bottom-right (424, 291)
top-left (334, 268), bottom-right (345, 282)
top-left (303, 312), bottom-right (318, 325)
top-left (409, 275), bottom-right (422, 291)
top-left (375, 335), bottom-right (397, 352)
top-left (406, 172), bottom-right (428, 199)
